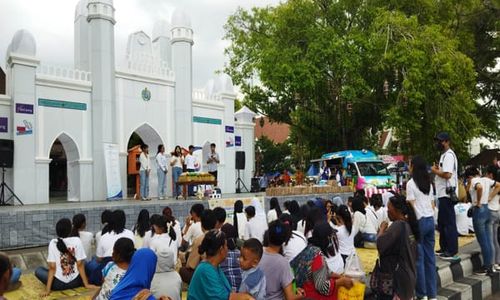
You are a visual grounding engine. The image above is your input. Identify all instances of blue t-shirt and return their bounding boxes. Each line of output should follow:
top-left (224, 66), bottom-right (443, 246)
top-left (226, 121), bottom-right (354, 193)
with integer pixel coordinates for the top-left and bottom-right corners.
top-left (188, 261), bottom-right (232, 300)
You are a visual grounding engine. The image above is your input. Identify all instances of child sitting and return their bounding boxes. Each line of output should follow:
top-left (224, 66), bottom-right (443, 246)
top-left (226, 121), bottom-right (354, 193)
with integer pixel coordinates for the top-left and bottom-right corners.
top-left (238, 238), bottom-right (266, 300)
top-left (93, 238), bottom-right (135, 300)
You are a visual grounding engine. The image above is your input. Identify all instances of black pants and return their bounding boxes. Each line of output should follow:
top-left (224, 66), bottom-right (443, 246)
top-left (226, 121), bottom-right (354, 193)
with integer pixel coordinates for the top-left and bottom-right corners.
top-left (35, 267), bottom-right (83, 290)
top-left (209, 171), bottom-right (218, 181)
top-left (437, 197), bottom-right (458, 255)
top-left (187, 169), bottom-right (195, 195)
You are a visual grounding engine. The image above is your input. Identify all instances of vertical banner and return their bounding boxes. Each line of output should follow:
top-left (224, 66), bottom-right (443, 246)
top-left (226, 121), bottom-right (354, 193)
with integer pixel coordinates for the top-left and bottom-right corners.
top-left (104, 143), bottom-right (123, 200)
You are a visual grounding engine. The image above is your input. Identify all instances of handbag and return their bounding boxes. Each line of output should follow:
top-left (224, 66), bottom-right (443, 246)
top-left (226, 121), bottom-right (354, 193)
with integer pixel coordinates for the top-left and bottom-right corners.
top-left (370, 222), bottom-right (407, 297)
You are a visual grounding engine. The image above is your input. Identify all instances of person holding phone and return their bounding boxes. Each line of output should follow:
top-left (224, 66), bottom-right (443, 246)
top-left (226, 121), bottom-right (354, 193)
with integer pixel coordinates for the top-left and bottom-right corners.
top-left (207, 143), bottom-right (220, 182)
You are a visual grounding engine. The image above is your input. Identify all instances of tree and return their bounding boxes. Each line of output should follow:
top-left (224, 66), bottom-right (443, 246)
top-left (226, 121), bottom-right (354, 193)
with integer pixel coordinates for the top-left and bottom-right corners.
top-left (224, 0), bottom-right (482, 163)
top-left (255, 136), bottom-right (292, 174)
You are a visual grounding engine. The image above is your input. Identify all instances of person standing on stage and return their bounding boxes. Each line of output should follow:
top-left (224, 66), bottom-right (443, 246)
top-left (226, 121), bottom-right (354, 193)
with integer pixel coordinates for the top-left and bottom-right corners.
top-left (139, 144), bottom-right (151, 201)
top-left (170, 146), bottom-right (184, 199)
top-left (156, 144), bottom-right (168, 200)
top-left (206, 143), bottom-right (220, 182)
top-left (185, 145), bottom-right (197, 196)
top-left (431, 132), bottom-right (459, 260)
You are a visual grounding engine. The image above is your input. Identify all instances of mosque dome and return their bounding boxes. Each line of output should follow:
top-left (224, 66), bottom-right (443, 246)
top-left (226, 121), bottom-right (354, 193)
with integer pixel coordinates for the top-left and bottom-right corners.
top-left (152, 20), bottom-right (172, 41)
top-left (171, 9), bottom-right (191, 28)
top-left (213, 74), bottom-right (235, 94)
top-left (9, 29), bottom-right (36, 56)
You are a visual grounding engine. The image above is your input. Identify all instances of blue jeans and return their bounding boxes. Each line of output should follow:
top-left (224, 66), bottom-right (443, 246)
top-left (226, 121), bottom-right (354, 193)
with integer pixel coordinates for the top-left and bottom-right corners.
top-left (140, 170), bottom-right (149, 198)
top-left (172, 167), bottom-right (183, 197)
top-left (416, 216), bottom-right (437, 298)
top-left (186, 169), bottom-right (195, 195)
top-left (10, 267), bottom-right (21, 283)
top-left (362, 233), bottom-right (377, 242)
top-left (35, 267), bottom-right (83, 290)
top-left (437, 197), bottom-right (458, 255)
top-left (157, 168), bottom-right (166, 198)
top-left (473, 204), bottom-right (493, 268)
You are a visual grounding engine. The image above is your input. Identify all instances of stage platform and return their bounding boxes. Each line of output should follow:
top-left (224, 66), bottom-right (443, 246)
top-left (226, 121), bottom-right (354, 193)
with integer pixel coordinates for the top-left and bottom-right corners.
top-left (0, 192), bottom-right (351, 250)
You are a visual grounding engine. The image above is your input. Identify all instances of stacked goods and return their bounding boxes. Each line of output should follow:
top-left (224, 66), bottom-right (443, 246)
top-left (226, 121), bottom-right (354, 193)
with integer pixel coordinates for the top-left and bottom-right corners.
top-left (265, 185), bottom-right (353, 196)
top-left (178, 172), bottom-right (215, 183)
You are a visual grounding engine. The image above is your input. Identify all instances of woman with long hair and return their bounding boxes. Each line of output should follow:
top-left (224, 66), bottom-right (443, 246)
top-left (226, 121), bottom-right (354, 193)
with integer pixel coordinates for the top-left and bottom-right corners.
top-left (296, 204), bottom-right (310, 234)
top-left (70, 213), bottom-right (94, 261)
top-left (351, 195), bottom-right (377, 246)
top-left (156, 144), bottom-right (168, 200)
top-left (233, 200), bottom-right (247, 240)
top-left (133, 209), bottom-right (151, 248)
top-left (95, 210), bottom-right (113, 246)
top-left (149, 215), bottom-right (179, 264)
top-left (35, 218), bottom-right (95, 297)
top-left (290, 222), bottom-right (353, 299)
top-left (375, 195), bottom-right (419, 300)
top-left (267, 197), bottom-right (282, 223)
top-left (406, 156), bottom-right (437, 299)
top-left (162, 206), bottom-right (182, 248)
top-left (333, 205), bottom-right (354, 265)
top-left (304, 207), bottom-right (325, 238)
top-left (170, 145), bottom-right (184, 199)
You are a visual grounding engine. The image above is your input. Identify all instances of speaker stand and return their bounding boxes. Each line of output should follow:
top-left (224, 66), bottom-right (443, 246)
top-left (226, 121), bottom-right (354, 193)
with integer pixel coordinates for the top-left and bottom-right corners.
top-left (0, 168), bottom-right (23, 206)
top-left (235, 169), bottom-right (249, 194)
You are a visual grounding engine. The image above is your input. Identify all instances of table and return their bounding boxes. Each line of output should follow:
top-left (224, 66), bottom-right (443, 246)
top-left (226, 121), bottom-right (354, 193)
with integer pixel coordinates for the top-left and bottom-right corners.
top-left (176, 180), bottom-right (217, 199)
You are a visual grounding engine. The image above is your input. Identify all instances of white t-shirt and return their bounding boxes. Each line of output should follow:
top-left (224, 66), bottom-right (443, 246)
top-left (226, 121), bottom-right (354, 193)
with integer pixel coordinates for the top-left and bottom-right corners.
top-left (244, 217), bottom-right (267, 242)
top-left (149, 233), bottom-right (179, 264)
top-left (185, 154), bottom-right (196, 170)
top-left (95, 262), bottom-right (127, 300)
top-left (206, 152), bottom-right (219, 173)
top-left (435, 149), bottom-right (458, 198)
top-left (486, 178), bottom-right (499, 211)
top-left (283, 231), bottom-right (307, 262)
top-left (183, 222), bottom-right (203, 245)
top-left (140, 152), bottom-right (151, 171)
top-left (470, 177), bottom-right (495, 206)
top-left (151, 271), bottom-right (182, 300)
top-left (156, 153), bottom-right (168, 172)
top-left (296, 219), bottom-right (307, 234)
top-left (47, 237), bottom-right (86, 283)
top-left (78, 231), bottom-right (94, 261)
top-left (326, 252), bottom-right (344, 274)
top-left (454, 202), bottom-right (472, 235)
top-left (170, 155), bottom-right (183, 169)
top-left (173, 221), bottom-right (182, 248)
top-left (335, 225), bottom-right (355, 256)
top-left (406, 179), bottom-right (435, 219)
top-left (96, 230), bottom-right (135, 258)
top-left (365, 206), bottom-right (382, 232)
top-left (267, 209), bottom-right (278, 223)
top-left (235, 212), bottom-right (248, 240)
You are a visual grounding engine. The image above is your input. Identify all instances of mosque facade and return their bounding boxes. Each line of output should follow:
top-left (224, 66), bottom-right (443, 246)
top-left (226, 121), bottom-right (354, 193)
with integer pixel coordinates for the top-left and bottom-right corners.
top-left (0, 0), bottom-right (256, 204)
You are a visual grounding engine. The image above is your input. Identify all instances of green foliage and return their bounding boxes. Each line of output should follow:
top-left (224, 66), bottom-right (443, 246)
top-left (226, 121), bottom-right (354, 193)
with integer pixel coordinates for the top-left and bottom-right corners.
top-left (224, 0), bottom-right (492, 164)
top-left (255, 136), bottom-right (292, 174)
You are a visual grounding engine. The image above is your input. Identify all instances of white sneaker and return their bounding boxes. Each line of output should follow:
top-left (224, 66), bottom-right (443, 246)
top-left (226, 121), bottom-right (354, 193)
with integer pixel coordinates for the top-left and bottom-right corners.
top-left (494, 264), bottom-right (500, 271)
top-left (159, 196), bottom-right (164, 200)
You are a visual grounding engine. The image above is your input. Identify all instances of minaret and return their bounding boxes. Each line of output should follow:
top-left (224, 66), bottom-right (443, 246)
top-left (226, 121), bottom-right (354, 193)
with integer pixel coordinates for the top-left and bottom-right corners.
top-left (152, 20), bottom-right (172, 70)
top-left (171, 9), bottom-right (193, 147)
top-left (87, 0), bottom-right (117, 199)
top-left (74, 0), bottom-right (90, 71)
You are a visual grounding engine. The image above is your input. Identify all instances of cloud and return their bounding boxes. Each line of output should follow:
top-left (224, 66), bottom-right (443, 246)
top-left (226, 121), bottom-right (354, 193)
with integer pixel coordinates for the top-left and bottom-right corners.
top-left (0, 0), bottom-right (280, 87)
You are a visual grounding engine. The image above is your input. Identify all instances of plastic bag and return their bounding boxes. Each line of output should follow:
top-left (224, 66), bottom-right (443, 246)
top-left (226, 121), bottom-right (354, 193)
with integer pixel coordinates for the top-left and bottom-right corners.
top-left (344, 252), bottom-right (365, 279)
top-left (338, 282), bottom-right (366, 300)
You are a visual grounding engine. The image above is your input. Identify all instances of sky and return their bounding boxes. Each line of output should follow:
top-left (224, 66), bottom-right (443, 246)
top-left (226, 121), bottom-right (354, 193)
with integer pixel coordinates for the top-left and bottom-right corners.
top-left (0, 0), bottom-right (280, 88)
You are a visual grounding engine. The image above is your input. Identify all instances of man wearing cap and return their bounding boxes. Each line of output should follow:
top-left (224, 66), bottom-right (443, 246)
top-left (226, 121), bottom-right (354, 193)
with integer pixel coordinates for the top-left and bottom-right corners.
top-left (431, 132), bottom-right (459, 260)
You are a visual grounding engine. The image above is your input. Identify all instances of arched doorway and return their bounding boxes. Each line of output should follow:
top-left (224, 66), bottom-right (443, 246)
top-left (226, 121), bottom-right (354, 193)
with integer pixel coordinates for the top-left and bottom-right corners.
top-left (126, 123), bottom-right (165, 198)
top-left (49, 133), bottom-right (80, 202)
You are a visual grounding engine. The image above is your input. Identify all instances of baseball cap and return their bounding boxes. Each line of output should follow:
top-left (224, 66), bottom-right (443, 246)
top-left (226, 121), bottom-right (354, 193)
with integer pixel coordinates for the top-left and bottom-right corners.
top-left (435, 132), bottom-right (451, 141)
top-left (153, 244), bottom-right (175, 273)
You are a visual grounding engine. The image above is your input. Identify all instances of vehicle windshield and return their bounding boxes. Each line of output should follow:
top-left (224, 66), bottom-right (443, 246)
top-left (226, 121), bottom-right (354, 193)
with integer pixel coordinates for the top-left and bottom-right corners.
top-left (357, 161), bottom-right (389, 176)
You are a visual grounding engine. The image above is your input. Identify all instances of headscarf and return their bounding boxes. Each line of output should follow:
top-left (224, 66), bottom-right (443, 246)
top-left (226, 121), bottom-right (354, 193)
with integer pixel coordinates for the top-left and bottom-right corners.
top-left (110, 248), bottom-right (157, 300)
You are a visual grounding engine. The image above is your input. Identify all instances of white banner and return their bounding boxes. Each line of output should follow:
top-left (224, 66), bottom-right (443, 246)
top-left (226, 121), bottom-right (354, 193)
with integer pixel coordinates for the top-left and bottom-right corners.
top-left (104, 143), bottom-right (123, 200)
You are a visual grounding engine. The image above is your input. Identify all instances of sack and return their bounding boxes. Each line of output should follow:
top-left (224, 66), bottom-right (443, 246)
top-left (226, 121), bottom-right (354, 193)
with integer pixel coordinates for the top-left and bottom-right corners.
top-left (369, 259), bottom-right (393, 296)
top-left (338, 282), bottom-right (366, 300)
top-left (344, 252), bottom-right (365, 279)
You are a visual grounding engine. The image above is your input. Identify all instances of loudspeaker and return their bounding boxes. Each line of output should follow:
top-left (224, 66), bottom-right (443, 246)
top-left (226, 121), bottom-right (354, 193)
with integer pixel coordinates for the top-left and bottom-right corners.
top-left (0, 139), bottom-right (14, 168)
top-left (251, 177), bottom-right (260, 192)
top-left (235, 151), bottom-right (245, 170)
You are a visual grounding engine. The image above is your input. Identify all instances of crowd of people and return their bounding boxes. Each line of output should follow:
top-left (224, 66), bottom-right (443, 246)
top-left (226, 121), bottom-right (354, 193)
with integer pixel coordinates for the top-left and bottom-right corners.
top-left (138, 143), bottom-right (220, 201)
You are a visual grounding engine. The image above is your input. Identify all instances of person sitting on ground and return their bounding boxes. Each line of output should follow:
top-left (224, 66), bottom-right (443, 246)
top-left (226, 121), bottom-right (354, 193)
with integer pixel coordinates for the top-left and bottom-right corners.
top-left (93, 238), bottom-right (135, 300)
top-left (282, 201), bottom-right (290, 215)
top-left (95, 210), bottom-right (113, 247)
top-left (290, 222), bottom-right (353, 299)
top-left (220, 223), bottom-right (242, 292)
top-left (182, 203), bottom-right (205, 248)
top-left (109, 248), bottom-right (159, 300)
top-left (296, 204), bottom-right (309, 234)
top-left (214, 207), bottom-right (227, 229)
top-left (180, 209), bottom-right (216, 284)
top-left (132, 209), bottom-right (151, 248)
top-left (149, 215), bottom-right (179, 264)
top-left (239, 238), bottom-right (266, 300)
top-left (0, 253), bottom-right (13, 299)
top-left (187, 230), bottom-right (254, 300)
top-left (267, 198), bottom-right (282, 223)
top-left (333, 205), bottom-right (355, 266)
top-left (143, 214), bottom-right (161, 248)
top-left (150, 244), bottom-right (182, 300)
top-left (35, 218), bottom-right (96, 297)
top-left (88, 210), bottom-right (134, 285)
top-left (3, 251), bottom-right (21, 293)
top-left (260, 220), bottom-right (305, 300)
top-left (233, 200), bottom-right (247, 242)
top-left (71, 213), bottom-right (94, 262)
top-left (365, 194), bottom-right (387, 232)
top-left (352, 195), bottom-right (377, 247)
top-left (288, 200), bottom-right (301, 227)
top-left (279, 213), bottom-right (307, 262)
top-left (244, 206), bottom-right (266, 243)
top-left (304, 207), bottom-right (326, 239)
top-left (162, 207), bottom-right (182, 248)
top-left (375, 195), bottom-right (419, 300)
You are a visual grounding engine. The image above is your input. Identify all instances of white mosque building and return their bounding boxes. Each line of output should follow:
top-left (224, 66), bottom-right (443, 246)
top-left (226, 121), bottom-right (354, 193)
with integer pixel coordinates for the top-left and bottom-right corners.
top-left (0, 0), bottom-right (256, 204)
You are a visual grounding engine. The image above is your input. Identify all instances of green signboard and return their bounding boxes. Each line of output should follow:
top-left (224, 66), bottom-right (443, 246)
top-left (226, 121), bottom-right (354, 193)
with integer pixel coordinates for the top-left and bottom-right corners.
top-left (193, 116), bottom-right (222, 125)
top-left (38, 98), bottom-right (87, 111)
